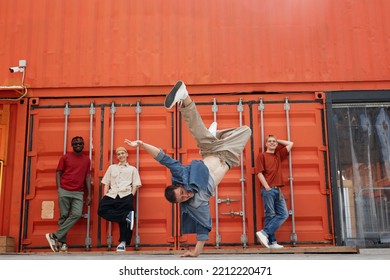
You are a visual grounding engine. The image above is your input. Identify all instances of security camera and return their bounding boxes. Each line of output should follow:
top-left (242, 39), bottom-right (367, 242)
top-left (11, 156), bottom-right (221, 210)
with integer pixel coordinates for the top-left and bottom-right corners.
top-left (9, 60), bottom-right (27, 73)
top-left (9, 67), bottom-right (21, 73)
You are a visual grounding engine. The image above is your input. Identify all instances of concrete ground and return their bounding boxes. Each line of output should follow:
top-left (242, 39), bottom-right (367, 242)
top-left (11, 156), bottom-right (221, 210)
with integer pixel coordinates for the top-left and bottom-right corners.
top-left (1, 248), bottom-right (389, 260)
top-left (1, 248), bottom-right (389, 280)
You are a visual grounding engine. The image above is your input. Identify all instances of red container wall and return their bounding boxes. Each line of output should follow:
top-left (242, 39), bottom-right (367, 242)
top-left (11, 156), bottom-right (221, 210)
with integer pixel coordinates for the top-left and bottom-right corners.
top-left (2, 0), bottom-right (388, 252)
top-left (251, 94), bottom-right (332, 243)
top-left (0, 100), bottom-right (28, 239)
top-left (1, 0), bottom-right (390, 95)
top-left (22, 96), bottom-right (177, 250)
top-left (14, 92), bottom-right (331, 252)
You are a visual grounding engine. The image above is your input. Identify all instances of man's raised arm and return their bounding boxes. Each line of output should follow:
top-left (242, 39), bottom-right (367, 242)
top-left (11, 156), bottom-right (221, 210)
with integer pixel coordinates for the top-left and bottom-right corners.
top-left (124, 139), bottom-right (160, 158)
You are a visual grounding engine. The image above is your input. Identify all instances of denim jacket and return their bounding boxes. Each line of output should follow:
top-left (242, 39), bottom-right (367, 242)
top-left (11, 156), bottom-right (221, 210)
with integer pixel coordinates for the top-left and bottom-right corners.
top-left (154, 149), bottom-right (213, 240)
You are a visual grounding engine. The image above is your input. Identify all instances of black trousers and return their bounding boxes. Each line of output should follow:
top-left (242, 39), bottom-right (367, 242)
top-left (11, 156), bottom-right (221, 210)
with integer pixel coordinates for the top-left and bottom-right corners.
top-left (97, 194), bottom-right (134, 245)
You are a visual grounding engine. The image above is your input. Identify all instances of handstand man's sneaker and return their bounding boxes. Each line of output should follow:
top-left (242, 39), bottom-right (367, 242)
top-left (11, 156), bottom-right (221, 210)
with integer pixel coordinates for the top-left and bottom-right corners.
top-left (126, 210), bottom-right (134, 230)
top-left (45, 233), bottom-right (59, 252)
top-left (208, 122), bottom-right (218, 137)
top-left (164, 80), bottom-right (188, 109)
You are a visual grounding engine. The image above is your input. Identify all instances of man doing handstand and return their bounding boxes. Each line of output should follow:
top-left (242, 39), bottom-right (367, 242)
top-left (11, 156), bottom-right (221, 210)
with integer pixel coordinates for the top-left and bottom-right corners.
top-left (125, 81), bottom-right (251, 257)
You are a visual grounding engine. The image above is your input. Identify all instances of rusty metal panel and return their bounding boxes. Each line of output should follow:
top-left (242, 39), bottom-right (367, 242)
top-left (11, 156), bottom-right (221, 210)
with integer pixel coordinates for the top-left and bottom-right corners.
top-left (1, 0), bottom-right (390, 95)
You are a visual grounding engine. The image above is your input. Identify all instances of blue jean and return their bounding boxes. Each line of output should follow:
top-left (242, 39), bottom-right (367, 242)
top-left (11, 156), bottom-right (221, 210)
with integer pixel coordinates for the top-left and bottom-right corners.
top-left (261, 188), bottom-right (289, 243)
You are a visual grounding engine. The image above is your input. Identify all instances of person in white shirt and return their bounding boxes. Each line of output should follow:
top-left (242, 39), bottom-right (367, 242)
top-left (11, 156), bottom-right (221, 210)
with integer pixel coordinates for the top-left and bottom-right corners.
top-left (97, 146), bottom-right (142, 252)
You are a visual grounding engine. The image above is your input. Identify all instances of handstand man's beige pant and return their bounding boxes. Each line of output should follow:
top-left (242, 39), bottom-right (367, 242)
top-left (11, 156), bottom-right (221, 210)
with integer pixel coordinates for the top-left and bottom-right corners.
top-left (180, 101), bottom-right (251, 168)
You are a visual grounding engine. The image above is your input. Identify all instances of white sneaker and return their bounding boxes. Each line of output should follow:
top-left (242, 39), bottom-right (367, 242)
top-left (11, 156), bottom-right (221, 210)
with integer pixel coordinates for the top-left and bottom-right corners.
top-left (164, 81), bottom-right (188, 109)
top-left (256, 230), bottom-right (270, 248)
top-left (116, 243), bottom-right (126, 252)
top-left (59, 243), bottom-right (68, 252)
top-left (208, 122), bottom-right (217, 137)
top-left (126, 210), bottom-right (134, 230)
top-left (269, 242), bottom-right (284, 249)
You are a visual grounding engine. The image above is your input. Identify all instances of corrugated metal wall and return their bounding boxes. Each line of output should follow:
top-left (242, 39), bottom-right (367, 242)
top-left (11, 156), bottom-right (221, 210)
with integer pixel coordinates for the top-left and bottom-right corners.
top-left (1, 0), bottom-right (390, 94)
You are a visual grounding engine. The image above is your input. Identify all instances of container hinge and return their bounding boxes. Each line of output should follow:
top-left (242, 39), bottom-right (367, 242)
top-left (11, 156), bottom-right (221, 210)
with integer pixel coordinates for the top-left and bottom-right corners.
top-left (217, 197), bottom-right (239, 205)
top-left (221, 210), bottom-right (243, 217)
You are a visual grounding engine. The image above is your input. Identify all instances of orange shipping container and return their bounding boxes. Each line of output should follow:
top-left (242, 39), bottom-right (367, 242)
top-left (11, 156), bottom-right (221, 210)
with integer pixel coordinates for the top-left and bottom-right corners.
top-left (0, 1), bottom-right (389, 252)
top-left (0, 0), bottom-right (390, 95)
top-left (9, 92), bottom-right (331, 252)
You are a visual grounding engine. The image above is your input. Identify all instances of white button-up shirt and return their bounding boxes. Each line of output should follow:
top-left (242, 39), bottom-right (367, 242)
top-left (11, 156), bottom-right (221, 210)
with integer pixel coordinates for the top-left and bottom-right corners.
top-left (102, 162), bottom-right (142, 199)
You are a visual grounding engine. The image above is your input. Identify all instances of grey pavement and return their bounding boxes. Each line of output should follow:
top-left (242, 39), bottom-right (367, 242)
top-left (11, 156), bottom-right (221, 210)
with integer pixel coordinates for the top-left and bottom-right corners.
top-left (1, 248), bottom-right (389, 260)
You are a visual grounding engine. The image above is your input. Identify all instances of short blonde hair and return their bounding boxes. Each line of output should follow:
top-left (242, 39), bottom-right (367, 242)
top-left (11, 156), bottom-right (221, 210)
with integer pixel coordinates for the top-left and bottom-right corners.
top-left (266, 134), bottom-right (277, 143)
top-left (115, 146), bottom-right (127, 154)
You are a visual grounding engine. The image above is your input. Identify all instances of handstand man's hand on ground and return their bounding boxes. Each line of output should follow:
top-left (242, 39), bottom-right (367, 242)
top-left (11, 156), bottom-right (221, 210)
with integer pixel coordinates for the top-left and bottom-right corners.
top-left (181, 250), bottom-right (200, 258)
top-left (180, 240), bottom-right (205, 257)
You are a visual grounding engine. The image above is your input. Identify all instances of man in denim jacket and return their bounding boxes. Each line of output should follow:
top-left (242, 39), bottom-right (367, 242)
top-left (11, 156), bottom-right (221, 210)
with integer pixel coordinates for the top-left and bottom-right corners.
top-left (125, 81), bottom-right (251, 257)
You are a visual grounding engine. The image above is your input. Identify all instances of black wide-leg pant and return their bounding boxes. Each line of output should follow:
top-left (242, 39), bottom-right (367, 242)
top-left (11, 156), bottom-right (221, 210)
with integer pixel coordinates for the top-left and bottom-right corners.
top-left (98, 194), bottom-right (134, 245)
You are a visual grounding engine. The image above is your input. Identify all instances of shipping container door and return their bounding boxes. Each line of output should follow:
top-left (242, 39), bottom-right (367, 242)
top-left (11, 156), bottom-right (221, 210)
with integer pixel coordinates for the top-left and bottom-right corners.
top-left (177, 96), bottom-right (254, 249)
top-left (103, 98), bottom-right (177, 250)
top-left (0, 104), bottom-right (10, 233)
top-left (251, 93), bottom-right (333, 246)
top-left (22, 98), bottom-right (98, 250)
top-left (177, 93), bottom-right (333, 248)
top-left (21, 93), bottom-right (333, 252)
top-left (21, 96), bottom-right (176, 251)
